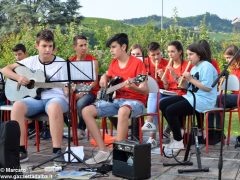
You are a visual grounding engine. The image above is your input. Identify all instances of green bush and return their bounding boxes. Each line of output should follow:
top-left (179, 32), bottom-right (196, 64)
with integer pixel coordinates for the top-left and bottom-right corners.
top-left (0, 20), bottom-right (239, 73)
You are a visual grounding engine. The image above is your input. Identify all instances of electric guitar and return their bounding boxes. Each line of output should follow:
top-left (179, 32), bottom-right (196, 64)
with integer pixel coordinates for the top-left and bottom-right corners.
top-left (5, 66), bottom-right (92, 101)
top-left (97, 74), bottom-right (147, 102)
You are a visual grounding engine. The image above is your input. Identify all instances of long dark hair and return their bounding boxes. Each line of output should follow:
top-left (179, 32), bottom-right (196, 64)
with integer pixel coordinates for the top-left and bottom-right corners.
top-left (168, 40), bottom-right (184, 62)
top-left (187, 43), bottom-right (210, 62)
top-left (198, 39), bottom-right (212, 61)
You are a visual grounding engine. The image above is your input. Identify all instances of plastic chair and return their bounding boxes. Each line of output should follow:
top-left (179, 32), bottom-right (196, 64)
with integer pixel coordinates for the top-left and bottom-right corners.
top-left (203, 74), bottom-right (240, 153)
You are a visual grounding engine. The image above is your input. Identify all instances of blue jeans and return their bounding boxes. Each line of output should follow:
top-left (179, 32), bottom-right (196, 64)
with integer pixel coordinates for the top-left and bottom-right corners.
top-left (95, 99), bottom-right (145, 118)
top-left (147, 93), bottom-right (171, 125)
top-left (20, 97), bottom-right (69, 117)
top-left (77, 93), bottom-right (96, 130)
top-left (208, 94), bottom-right (238, 129)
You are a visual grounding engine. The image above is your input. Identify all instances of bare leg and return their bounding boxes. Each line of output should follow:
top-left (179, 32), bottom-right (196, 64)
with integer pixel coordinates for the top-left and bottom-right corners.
top-left (116, 106), bottom-right (131, 141)
top-left (11, 101), bottom-right (27, 146)
top-left (82, 105), bottom-right (107, 151)
top-left (47, 103), bottom-right (64, 148)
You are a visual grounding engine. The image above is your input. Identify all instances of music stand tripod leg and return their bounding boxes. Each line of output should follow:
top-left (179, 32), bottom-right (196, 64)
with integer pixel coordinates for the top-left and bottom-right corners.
top-left (178, 90), bottom-right (209, 173)
top-left (163, 90), bottom-right (209, 174)
top-left (32, 60), bottom-right (94, 170)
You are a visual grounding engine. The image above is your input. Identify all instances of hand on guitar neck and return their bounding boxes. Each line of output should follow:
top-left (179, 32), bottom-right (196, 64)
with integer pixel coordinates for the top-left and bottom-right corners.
top-left (124, 78), bottom-right (139, 90)
top-left (97, 74), bottom-right (147, 102)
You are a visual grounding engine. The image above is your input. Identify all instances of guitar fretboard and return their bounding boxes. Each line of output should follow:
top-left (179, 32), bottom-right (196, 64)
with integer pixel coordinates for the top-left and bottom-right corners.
top-left (34, 82), bottom-right (65, 88)
top-left (106, 78), bottom-right (134, 94)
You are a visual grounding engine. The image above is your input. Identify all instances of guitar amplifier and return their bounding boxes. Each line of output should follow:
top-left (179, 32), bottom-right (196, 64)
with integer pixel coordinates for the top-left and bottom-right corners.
top-left (112, 140), bottom-right (151, 180)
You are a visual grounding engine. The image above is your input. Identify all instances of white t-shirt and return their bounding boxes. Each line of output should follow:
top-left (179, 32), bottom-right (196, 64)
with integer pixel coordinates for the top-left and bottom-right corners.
top-left (183, 61), bottom-right (218, 112)
top-left (18, 55), bottom-right (68, 102)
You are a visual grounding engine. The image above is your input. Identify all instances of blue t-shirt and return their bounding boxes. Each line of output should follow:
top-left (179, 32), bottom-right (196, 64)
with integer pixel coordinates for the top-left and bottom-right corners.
top-left (182, 61), bottom-right (218, 112)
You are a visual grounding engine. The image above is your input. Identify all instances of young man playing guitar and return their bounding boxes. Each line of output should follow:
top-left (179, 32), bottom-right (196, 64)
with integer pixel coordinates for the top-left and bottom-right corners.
top-left (1, 29), bottom-right (69, 163)
top-left (82, 33), bottom-right (149, 165)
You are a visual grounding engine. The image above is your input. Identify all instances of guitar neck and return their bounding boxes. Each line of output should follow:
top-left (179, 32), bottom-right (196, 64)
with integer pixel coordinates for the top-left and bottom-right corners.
top-left (34, 82), bottom-right (65, 89)
top-left (106, 78), bottom-right (134, 94)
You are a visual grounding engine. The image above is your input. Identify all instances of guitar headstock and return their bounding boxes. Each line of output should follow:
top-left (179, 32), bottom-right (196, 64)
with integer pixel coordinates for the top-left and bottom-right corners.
top-left (133, 74), bottom-right (147, 84)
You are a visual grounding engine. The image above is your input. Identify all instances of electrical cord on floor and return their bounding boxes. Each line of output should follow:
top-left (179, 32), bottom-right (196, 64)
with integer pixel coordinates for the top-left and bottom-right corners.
top-left (78, 142), bottom-right (116, 178)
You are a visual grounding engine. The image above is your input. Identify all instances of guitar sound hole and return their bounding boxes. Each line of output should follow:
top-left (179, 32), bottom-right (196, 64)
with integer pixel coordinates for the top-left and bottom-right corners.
top-left (26, 80), bottom-right (35, 89)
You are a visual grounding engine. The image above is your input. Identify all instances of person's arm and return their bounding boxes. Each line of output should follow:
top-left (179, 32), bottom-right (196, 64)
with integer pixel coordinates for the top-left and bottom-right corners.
top-left (157, 68), bottom-right (169, 89)
top-left (183, 71), bottom-right (211, 92)
top-left (1, 63), bottom-right (30, 86)
top-left (124, 79), bottom-right (149, 94)
top-left (99, 73), bottom-right (109, 88)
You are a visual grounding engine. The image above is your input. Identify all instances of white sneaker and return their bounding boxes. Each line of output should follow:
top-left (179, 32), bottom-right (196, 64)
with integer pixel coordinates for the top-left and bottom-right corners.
top-left (142, 122), bottom-right (156, 132)
top-left (163, 139), bottom-right (184, 156)
top-left (146, 137), bottom-right (158, 149)
top-left (85, 150), bottom-right (112, 165)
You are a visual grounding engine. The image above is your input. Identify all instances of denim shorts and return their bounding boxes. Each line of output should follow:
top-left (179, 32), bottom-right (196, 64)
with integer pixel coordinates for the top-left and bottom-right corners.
top-left (19, 97), bottom-right (69, 117)
top-left (95, 98), bottom-right (145, 118)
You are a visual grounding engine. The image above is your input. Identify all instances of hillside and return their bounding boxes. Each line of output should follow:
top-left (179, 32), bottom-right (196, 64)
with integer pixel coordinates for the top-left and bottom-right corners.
top-left (82, 17), bottom-right (132, 30)
top-left (122, 12), bottom-right (233, 33)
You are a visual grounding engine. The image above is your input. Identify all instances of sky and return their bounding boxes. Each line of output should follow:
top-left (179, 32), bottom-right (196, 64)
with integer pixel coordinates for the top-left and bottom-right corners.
top-left (80, 0), bottom-right (238, 21)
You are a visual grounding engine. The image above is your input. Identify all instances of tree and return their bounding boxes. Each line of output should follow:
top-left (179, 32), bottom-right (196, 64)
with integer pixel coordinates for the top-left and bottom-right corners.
top-left (0, 0), bottom-right (83, 34)
top-left (199, 15), bottom-right (209, 40)
top-left (172, 7), bottom-right (179, 26)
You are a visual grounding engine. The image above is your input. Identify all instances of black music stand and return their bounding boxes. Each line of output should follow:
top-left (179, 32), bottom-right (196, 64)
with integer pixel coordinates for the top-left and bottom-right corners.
top-left (32, 60), bottom-right (95, 170)
top-left (163, 90), bottom-right (209, 173)
top-left (211, 49), bottom-right (240, 180)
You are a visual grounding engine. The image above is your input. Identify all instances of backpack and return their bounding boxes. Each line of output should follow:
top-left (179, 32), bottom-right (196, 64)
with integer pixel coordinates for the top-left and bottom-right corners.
top-left (0, 121), bottom-right (21, 175)
top-left (0, 73), bottom-right (7, 105)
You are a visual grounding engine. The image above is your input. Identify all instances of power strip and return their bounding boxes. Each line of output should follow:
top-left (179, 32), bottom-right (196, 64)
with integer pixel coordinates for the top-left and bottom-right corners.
top-left (44, 166), bottom-right (62, 172)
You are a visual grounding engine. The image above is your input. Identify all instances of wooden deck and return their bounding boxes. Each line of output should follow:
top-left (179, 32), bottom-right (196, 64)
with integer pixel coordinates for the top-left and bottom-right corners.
top-left (20, 133), bottom-right (240, 180)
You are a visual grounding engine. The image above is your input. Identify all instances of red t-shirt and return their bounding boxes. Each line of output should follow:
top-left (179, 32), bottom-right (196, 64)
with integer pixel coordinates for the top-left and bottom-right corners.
top-left (69, 54), bottom-right (98, 95)
top-left (144, 57), bottom-right (168, 88)
top-left (107, 55), bottom-right (147, 105)
top-left (211, 59), bottom-right (220, 75)
top-left (231, 67), bottom-right (240, 94)
top-left (165, 60), bottom-right (193, 95)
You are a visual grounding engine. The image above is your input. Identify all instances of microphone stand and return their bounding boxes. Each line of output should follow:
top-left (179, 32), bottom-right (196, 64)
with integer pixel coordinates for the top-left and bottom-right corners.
top-left (163, 89), bottom-right (209, 173)
top-left (211, 48), bottom-right (240, 180)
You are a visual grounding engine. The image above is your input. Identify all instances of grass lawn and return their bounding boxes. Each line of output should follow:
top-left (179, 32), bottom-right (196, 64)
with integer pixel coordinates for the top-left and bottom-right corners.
top-left (224, 112), bottom-right (239, 136)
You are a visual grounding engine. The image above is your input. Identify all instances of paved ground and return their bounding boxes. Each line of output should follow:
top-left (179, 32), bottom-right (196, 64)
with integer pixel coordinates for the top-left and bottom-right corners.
top-left (18, 131), bottom-right (240, 180)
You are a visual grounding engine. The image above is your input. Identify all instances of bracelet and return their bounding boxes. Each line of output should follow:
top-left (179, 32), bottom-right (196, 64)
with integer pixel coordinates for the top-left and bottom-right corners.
top-left (163, 83), bottom-right (168, 85)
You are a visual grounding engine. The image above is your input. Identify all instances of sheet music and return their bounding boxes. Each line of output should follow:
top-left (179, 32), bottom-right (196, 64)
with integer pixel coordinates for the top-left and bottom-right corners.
top-left (70, 61), bottom-right (96, 81)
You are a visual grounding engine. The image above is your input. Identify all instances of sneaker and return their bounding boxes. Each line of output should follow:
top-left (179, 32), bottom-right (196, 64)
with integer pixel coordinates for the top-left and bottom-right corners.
top-left (20, 151), bottom-right (29, 163)
top-left (163, 125), bottom-right (171, 138)
top-left (28, 129), bottom-right (36, 139)
top-left (85, 150), bottom-right (112, 165)
top-left (52, 150), bottom-right (65, 162)
top-left (146, 137), bottom-right (158, 149)
top-left (40, 128), bottom-right (51, 140)
top-left (142, 122), bottom-right (156, 132)
top-left (163, 139), bottom-right (184, 156)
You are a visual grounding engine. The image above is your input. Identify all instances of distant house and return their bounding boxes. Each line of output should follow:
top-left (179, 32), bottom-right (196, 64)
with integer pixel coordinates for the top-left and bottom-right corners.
top-left (232, 17), bottom-right (240, 32)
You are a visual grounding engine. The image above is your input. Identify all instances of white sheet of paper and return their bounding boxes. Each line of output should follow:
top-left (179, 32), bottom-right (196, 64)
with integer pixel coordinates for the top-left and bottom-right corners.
top-left (64, 146), bottom-right (84, 162)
